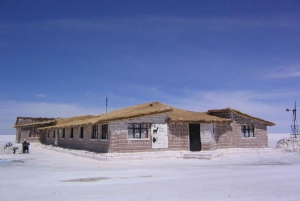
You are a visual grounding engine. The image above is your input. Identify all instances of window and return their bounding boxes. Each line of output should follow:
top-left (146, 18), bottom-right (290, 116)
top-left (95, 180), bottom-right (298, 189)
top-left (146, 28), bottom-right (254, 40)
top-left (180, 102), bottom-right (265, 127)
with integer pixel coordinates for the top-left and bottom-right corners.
top-left (102, 124), bottom-right (108, 139)
top-left (92, 125), bottom-right (98, 139)
top-left (80, 127), bottom-right (84, 138)
top-left (70, 127), bottom-right (74, 138)
top-left (29, 129), bottom-right (38, 137)
top-left (62, 128), bottom-right (65, 138)
top-left (128, 123), bottom-right (148, 139)
top-left (47, 130), bottom-right (50, 138)
top-left (53, 130), bottom-right (56, 138)
top-left (241, 125), bottom-right (254, 137)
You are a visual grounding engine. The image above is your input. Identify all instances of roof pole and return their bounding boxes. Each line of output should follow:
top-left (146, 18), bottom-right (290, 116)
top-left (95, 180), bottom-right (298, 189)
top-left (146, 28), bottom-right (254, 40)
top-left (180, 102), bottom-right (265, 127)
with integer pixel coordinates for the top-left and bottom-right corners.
top-left (106, 98), bottom-right (108, 114)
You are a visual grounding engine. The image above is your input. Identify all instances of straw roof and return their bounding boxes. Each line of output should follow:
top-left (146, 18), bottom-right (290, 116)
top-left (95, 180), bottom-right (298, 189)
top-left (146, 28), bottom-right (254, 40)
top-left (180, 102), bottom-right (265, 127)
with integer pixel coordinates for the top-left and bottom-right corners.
top-left (168, 107), bottom-right (232, 123)
top-left (13, 120), bottom-right (56, 128)
top-left (93, 102), bottom-right (172, 124)
top-left (39, 115), bottom-right (97, 130)
top-left (17, 102), bottom-right (274, 130)
top-left (207, 108), bottom-right (275, 126)
top-left (38, 102), bottom-right (231, 129)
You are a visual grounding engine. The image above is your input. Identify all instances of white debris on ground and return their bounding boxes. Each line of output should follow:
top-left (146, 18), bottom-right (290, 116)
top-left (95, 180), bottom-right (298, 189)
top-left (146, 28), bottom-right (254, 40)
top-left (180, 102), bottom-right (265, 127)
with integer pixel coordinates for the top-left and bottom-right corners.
top-left (276, 137), bottom-right (300, 151)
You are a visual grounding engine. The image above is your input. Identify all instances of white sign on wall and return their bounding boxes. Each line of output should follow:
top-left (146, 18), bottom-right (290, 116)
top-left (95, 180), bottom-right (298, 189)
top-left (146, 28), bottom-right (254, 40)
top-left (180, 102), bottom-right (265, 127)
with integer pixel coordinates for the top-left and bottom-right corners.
top-left (151, 124), bottom-right (168, 149)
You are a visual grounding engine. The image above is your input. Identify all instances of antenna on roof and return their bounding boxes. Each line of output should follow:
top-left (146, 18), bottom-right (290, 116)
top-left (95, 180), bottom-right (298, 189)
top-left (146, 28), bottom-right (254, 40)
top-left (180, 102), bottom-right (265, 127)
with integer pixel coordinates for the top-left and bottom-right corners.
top-left (286, 101), bottom-right (299, 138)
top-left (106, 98), bottom-right (108, 114)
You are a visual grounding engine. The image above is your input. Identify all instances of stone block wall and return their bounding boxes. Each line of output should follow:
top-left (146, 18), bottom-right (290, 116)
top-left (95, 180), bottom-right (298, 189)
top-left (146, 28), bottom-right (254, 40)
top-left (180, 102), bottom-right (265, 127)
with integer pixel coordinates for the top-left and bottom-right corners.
top-left (200, 123), bottom-right (217, 150)
top-left (108, 113), bottom-right (168, 152)
top-left (168, 123), bottom-right (189, 150)
top-left (44, 125), bottom-right (110, 153)
top-left (15, 117), bottom-right (55, 143)
top-left (215, 122), bottom-right (268, 148)
top-left (17, 127), bottom-right (40, 143)
top-left (43, 113), bottom-right (169, 153)
top-left (209, 111), bottom-right (269, 149)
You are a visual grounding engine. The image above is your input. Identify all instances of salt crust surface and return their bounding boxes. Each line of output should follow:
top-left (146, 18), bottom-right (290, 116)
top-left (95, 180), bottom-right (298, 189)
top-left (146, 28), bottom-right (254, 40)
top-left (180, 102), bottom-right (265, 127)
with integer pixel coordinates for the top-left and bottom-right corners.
top-left (1, 134), bottom-right (299, 201)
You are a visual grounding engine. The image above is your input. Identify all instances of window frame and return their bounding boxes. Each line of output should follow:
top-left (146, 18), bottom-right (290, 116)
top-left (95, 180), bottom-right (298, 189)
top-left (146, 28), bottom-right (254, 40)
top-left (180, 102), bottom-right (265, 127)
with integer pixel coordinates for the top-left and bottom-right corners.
top-left (241, 125), bottom-right (255, 138)
top-left (127, 123), bottom-right (148, 139)
top-left (62, 128), bottom-right (65, 138)
top-left (101, 124), bottom-right (108, 139)
top-left (92, 125), bottom-right (99, 139)
top-left (80, 126), bottom-right (84, 138)
top-left (70, 127), bottom-right (74, 139)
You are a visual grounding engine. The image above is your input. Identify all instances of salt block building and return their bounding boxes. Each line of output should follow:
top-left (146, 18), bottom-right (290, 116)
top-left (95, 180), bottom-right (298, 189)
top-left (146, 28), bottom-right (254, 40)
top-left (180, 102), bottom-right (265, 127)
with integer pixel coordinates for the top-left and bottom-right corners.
top-left (14, 102), bottom-right (275, 152)
top-left (14, 117), bottom-right (55, 143)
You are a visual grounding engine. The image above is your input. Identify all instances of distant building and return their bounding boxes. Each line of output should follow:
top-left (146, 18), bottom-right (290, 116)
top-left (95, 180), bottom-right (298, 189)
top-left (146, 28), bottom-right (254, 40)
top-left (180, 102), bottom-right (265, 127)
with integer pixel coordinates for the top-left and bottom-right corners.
top-left (14, 117), bottom-right (55, 143)
top-left (13, 102), bottom-right (275, 152)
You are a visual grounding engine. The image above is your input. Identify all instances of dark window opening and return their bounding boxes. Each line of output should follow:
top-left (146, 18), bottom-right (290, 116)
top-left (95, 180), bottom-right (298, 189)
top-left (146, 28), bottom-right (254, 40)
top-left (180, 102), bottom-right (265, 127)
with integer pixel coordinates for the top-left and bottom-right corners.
top-left (92, 125), bottom-right (98, 139)
top-left (102, 124), bottom-right (108, 139)
top-left (53, 130), bottom-right (56, 138)
top-left (70, 127), bottom-right (74, 138)
top-left (62, 128), bottom-right (65, 138)
top-left (80, 127), bottom-right (84, 138)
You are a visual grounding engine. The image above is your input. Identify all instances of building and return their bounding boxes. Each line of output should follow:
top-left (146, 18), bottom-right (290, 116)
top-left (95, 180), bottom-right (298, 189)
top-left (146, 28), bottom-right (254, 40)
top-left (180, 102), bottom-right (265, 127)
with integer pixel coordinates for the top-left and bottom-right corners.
top-left (14, 102), bottom-right (275, 152)
top-left (14, 117), bottom-right (55, 143)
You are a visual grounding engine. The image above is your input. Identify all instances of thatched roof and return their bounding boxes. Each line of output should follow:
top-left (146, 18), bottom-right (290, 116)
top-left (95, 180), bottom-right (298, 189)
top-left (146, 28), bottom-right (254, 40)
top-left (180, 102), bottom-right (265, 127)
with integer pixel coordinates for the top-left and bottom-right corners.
top-left (168, 107), bottom-right (232, 123)
top-left (207, 108), bottom-right (275, 126)
top-left (13, 120), bottom-right (56, 128)
top-left (39, 115), bottom-right (97, 130)
top-left (39, 102), bottom-right (173, 129)
top-left (38, 102), bottom-right (231, 129)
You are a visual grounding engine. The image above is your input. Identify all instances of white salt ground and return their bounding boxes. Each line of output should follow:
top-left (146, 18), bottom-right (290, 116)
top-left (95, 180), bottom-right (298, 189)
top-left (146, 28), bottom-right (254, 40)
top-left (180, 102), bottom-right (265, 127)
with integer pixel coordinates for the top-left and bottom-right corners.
top-left (1, 134), bottom-right (299, 201)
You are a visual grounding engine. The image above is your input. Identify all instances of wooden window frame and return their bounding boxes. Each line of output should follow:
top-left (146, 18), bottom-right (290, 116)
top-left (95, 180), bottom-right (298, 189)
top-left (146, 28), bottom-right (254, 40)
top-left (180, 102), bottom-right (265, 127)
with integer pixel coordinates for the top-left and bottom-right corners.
top-left (241, 125), bottom-right (255, 138)
top-left (127, 123), bottom-right (148, 139)
top-left (101, 124), bottom-right (108, 139)
top-left (92, 125), bottom-right (99, 139)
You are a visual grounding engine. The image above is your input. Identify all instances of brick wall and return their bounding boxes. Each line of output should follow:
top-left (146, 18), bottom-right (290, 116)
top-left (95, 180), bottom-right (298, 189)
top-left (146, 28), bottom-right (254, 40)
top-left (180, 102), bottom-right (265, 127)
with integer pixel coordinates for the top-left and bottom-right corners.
top-left (43, 113), bottom-right (169, 153)
top-left (200, 123), bottom-right (217, 150)
top-left (168, 123), bottom-right (189, 150)
top-left (215, 119), bottom-right (268, 149)
top-left (108, 113), bottom-right (168, 152)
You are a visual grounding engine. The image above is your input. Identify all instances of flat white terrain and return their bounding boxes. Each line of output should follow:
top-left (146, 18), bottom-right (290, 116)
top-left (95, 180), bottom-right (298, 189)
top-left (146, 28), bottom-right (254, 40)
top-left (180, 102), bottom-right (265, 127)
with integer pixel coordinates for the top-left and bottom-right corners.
top-left (1, 134), bottom-right (299, 201)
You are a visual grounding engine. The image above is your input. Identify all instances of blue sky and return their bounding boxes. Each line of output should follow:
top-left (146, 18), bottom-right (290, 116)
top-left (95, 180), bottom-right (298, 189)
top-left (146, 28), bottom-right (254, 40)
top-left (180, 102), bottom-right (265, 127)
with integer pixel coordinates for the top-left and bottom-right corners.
top-left (1, 0), bottom-right (300, 134)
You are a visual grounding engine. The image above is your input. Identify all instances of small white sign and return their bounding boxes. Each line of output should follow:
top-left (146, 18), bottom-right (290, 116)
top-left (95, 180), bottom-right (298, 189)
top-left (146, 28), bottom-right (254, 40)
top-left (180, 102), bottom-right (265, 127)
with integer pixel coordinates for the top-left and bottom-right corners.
top-left (151, 124), bottom-right (168, 149)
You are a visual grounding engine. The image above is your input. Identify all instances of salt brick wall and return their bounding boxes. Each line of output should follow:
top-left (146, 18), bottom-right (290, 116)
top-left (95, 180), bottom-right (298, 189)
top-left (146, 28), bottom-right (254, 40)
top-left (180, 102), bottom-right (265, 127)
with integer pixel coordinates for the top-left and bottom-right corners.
top-left (15, 117), bottom-right (54, 143)
top-left (43, 113), bottom-right (169, 153)
top-left (200, 123), bottom-right (217, 150)
top-left (108, 113), bottom-right (168, 152)
top-left (214, 112), bottom-right (268, 148)
top-left (168, 123), bottom-right (189, 150)
top-left (45, 125), bottom-right (110, 152)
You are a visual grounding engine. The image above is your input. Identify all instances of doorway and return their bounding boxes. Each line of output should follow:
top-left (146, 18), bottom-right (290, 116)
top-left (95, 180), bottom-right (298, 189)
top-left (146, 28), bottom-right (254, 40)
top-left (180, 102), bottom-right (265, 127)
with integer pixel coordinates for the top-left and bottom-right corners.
top-left (189, 124), bottom-right (201, 151)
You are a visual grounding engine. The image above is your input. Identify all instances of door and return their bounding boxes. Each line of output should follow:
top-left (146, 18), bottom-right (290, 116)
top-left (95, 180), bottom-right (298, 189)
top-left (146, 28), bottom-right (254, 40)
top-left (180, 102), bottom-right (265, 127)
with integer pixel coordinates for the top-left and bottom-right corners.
top-left (189, 124), bottom-right (201, 151)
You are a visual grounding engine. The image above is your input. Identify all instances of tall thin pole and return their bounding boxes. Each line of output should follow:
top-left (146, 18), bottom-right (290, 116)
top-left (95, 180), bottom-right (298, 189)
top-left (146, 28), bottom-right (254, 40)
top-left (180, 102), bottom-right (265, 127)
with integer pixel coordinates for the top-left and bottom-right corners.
top-left (106, 98), bottom-right (108, 113)
top-left (290, 101), bottom-right (299, 138)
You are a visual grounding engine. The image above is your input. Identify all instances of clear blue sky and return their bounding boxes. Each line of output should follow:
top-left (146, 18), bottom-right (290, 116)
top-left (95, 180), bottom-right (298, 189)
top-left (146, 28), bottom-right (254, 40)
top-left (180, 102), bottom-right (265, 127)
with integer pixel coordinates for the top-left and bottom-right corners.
top-left (1, 0), bottom-right (300, 134)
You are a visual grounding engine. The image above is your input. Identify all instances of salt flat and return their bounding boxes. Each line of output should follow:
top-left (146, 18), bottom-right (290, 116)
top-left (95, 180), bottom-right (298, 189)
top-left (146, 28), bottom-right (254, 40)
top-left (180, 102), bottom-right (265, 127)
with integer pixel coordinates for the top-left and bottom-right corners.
top-left (1, 134), bottom-right (299, 201)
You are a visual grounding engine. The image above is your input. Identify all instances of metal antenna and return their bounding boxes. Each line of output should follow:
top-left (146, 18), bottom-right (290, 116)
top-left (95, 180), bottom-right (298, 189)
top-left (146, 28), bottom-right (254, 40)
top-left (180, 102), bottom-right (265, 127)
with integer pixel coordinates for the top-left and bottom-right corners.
top-left (106, 98), bottom-right (108, 114)
top-left (286, 101), bottom-right (299, 138)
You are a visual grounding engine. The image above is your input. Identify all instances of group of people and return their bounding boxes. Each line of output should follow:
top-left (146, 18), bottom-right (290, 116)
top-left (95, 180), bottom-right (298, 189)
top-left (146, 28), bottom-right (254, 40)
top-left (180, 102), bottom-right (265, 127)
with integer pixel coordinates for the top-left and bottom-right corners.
top-left (22, 139), bottom-right (30, 153)
top-left (3, 139), bottom-right (30, 154)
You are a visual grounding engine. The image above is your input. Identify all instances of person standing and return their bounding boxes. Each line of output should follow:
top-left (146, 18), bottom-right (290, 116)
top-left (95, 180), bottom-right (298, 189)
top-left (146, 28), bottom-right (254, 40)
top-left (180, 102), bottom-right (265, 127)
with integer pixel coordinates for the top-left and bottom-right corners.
top-left (22, 139), bottom-right (30, 153)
